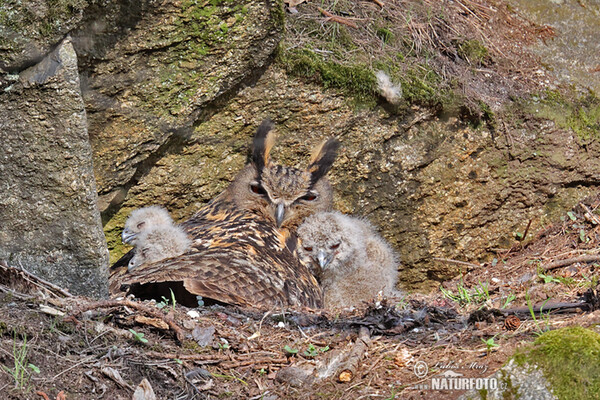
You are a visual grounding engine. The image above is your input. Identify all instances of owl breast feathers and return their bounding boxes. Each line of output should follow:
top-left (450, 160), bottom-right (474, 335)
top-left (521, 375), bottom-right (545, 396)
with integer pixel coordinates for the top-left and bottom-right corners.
top-left (111, 120), bottom-right (339, 309)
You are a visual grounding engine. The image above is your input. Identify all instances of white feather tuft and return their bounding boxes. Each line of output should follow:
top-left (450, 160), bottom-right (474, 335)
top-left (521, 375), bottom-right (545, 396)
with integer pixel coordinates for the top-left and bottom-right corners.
top-left (376, 70), bottom-right (402, 104)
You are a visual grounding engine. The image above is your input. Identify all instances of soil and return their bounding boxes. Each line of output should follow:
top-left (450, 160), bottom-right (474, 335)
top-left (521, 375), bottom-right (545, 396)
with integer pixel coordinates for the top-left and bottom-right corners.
top-left (1, 193), bottom-right (599, 399)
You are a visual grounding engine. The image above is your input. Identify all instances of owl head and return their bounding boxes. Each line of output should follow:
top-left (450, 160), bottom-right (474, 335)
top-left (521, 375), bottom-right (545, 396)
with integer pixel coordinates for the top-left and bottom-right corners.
top-left (229, 120), bottom-right (340, 230)
top-left (122, 206), bottom-right (174, 245)
top-left (297, 211), bottom-right (362, 277)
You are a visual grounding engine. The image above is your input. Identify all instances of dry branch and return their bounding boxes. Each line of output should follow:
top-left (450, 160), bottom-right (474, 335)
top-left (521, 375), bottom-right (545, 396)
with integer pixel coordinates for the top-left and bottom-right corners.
top-left (543, 255), bottom-right (600, 271)
top-left (317, 7), bottom-right (359, 29)
top-left (71, 299), bottom-right (185, 343)
top-left (503, 302), bottom-right (591, 315)
top-left (433, 257), bottom-right (481, 270)
top-left (0, 260), bottom-right (73, 298)
top-left (337, 327), bottom-right (370, 382)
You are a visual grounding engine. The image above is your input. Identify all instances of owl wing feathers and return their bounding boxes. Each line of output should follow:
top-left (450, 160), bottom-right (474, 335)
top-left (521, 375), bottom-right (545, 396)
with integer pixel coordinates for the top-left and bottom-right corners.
top-left (113, 199), bottom-right (323, 309)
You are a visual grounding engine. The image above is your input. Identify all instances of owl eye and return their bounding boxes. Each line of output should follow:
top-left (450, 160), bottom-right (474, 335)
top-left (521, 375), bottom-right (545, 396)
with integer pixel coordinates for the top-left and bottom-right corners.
top-left (136, 222), bottom-right (145, 230)
top-left (250, 183), bottom-right (267, 196)
top-left (330, 243), bottom-right (340, 250)
top-left (300, 191), bottom-right (318, 202)
top-left (303, 246), bottom-right (313, 252)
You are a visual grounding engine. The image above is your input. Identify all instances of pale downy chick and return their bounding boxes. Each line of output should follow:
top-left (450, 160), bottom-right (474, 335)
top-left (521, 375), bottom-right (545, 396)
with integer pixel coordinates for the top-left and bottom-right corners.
top-left (375, 70), bottom-right (402, 104)
top-left (128, 224), bottom-right (192, 272)
top-left (297, 211), bottom-right (402, 309)
top-left (121, 206), bottom-right (174, 246)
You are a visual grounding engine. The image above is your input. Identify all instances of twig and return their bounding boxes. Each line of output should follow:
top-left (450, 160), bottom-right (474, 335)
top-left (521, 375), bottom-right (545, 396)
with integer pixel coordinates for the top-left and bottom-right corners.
top-left (50, 356), bottom-right (96, 382)
top-left (501, 302), bottom-right (591, 316)
top-left (362, 342), bottom-right (404, 377)
top-left (580, 203), bottom-right (600, 225)
top-left (337, 327), bottom-right (371, 382)
top-left (543, 255), bottom-right (600, 271)
top-left (1, 261), bottom-right (73, 298)
top-left (0, 283), bottom-right (35, 300)
top-left (520, 219), bottom-right (533, 242)
top-left (221, 358), bottom-right (288, 369)
top-left (317, 7), bottom-right (359, 29)
top-left (370, 0), bottom-right (384, 7)
top-left (433, 258), bottom-right (481, 269)
top-left (71, 299), bottom-right (185, 343)
top-left (146, 351), bottom-right (227, 361)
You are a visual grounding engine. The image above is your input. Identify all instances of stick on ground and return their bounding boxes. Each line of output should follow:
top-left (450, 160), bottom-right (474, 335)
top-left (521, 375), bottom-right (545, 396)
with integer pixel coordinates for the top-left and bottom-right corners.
top-left (337, 326), bottom-right (371, 382)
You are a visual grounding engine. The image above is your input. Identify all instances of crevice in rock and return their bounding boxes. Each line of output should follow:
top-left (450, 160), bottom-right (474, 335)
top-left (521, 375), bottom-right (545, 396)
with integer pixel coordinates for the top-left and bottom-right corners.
top-left (99, 52), bottom-right (279, 225)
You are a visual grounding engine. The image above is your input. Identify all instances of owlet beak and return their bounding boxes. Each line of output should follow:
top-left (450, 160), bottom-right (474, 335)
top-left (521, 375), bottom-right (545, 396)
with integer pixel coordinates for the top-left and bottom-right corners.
top-left (316, 249), bottom-right (332, 268)
top-left (275, 203), bottom-right (285, 228)
top-left (122, 229), bottom-right (137, 245)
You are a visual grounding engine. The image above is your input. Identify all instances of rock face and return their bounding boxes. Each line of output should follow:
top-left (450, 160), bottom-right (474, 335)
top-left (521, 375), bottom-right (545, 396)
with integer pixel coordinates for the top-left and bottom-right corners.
top-left (0, 39), bottom-right (109, 298)
top-left (2, 0), bottom-right (599, 292)
top-left (72, 0), bottom-right (283, 214)
top-left (0, 0), bottom-right (88, 71)
top-left (103, 64), bottom-right (600, 290)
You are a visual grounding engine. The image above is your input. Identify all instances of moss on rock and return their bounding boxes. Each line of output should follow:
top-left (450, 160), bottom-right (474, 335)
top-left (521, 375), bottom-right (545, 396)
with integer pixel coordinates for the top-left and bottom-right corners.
top-left (513, 326), bottom-right (600, 400)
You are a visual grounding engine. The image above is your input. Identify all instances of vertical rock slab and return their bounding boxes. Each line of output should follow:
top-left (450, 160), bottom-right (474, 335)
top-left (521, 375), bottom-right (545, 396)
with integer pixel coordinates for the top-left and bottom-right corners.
top-left (0, 38), bottom-right (109, 298)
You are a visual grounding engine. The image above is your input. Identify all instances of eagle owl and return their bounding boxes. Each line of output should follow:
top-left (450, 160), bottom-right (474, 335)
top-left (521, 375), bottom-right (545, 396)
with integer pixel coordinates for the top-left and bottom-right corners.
top-left (297, 211), bottom-right (401, 309)
top-left (122, 207), bottom-right (192, 272)
top-left (111, 120), bottom-right (339, 309)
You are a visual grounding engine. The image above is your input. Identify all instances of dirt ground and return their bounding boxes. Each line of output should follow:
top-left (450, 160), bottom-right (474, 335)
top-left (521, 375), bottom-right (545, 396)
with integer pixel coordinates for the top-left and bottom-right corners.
top-left (1, 193), bottom-right (599, 399)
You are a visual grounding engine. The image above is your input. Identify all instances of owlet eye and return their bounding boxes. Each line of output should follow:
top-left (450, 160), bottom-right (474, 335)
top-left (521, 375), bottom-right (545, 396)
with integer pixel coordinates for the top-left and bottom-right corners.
top-left (304, 246), bottom-right (313, 252)
top-left (300, 191), bottom-right (318, 201)
top-left (330, 243), bottom-right (340, 250)
top-left (136, 222), bottom-right (145, 229)
top-left (250, 183), bottom-right (267, 196)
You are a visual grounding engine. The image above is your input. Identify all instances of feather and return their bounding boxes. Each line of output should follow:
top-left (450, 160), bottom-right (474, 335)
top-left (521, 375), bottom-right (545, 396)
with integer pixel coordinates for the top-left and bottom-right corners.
top-left (251, 119), bottom-right (275, 175)
top-left (308, 138), bottom-right (340, 187)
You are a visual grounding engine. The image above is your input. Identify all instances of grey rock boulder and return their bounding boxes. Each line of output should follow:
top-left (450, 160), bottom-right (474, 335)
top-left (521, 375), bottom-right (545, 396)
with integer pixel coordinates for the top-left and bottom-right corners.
top-left (0, 38), bottom-right (108, 298)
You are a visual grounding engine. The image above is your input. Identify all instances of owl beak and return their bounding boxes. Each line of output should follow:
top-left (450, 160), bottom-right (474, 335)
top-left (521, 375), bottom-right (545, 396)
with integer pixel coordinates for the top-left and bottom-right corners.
top-left (122, 229), bottom-right (137, 245)
top-left (316, 249), bottom-right (332, 268)
top-left (275, 203), bottom-right (285, 227)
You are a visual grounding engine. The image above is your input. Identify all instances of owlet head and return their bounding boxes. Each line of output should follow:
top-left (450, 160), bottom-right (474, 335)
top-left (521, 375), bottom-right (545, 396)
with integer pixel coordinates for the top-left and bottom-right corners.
top-left (230, 120), bottom-right (340, 230)
top-left (297, 212), bottom-right (355, 276)
top-left (121, 206), bottom-right (174, 245)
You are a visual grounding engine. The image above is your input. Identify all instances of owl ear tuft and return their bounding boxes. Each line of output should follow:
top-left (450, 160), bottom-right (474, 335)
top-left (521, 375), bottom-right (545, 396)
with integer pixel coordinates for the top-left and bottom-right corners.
top-left (308, 138), bottom-right (340, 186)
top-left (252, 119), bottom-right (276, 175)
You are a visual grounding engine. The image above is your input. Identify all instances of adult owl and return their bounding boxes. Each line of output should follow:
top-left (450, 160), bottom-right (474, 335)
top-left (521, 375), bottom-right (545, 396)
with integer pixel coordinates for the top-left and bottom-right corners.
top-left (111, 120), bottom-right (339, 309)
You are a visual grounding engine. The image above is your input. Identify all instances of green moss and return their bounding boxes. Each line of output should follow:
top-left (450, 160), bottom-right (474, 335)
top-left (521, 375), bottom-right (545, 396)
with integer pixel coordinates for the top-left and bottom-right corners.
top-left (512, 326), bottom-right (600, 400)
top-left (104, 208), bottom-right (133, 265)
top-left (277, 47), bottom-right (378, 103)
top-left (526, 90), bottom-right (600, 141)
top-left (376, 26), bottom-right (395, 44)
top-left (456, 39), bottom-right (489, 65)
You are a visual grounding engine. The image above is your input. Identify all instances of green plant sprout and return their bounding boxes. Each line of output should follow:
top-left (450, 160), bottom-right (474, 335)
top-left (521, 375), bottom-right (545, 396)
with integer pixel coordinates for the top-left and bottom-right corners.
top-left (1, 333), bottom-right (39, 390)
top-left (481, 335), bottom-right (500, 354)
top-left (128, 329), bottom-right (149, 344)
top-left (283, 345), bottom-right (298, 355)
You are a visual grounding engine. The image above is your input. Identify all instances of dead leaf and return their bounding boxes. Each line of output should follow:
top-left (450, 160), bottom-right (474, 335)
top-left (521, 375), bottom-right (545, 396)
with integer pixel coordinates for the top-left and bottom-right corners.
top-left (192, 325), bottom-right (215, 347)
top-left (101, 366), bottom-right (133, 390)
top-left (134, 315), bottom-right (169, 330)
top-left (132, 378), bottom-right (156, 400)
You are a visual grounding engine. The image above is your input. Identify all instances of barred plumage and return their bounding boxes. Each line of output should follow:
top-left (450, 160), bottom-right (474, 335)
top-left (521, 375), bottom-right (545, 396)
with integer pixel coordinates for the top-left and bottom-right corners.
top-left (110, 121), bottom-right (339, 309)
